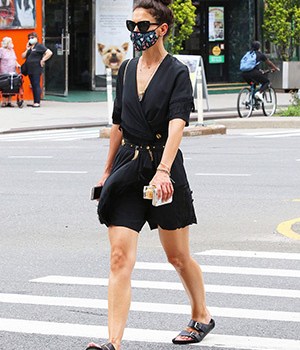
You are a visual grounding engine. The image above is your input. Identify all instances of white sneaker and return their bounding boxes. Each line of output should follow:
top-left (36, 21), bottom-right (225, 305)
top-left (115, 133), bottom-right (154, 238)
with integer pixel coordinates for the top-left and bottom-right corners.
top-left (255, 91), bottom-right (265, 102)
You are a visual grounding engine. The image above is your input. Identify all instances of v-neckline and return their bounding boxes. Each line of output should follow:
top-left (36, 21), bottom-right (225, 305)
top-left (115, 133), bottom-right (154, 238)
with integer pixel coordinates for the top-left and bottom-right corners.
top-left (135, 54), bottom-right (169, 102)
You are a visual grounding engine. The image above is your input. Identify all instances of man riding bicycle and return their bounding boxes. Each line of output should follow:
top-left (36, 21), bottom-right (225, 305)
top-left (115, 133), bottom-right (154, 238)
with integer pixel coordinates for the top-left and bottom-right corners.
top-left (241, 41), bottom-right (280, 102)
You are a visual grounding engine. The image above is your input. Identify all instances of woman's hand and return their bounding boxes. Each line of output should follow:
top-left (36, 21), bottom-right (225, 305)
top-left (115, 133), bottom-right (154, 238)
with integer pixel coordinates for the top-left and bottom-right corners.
top-left (97, 171), bottom-right (110, 187)
top-left (150, 170), bottom-right (173, 203)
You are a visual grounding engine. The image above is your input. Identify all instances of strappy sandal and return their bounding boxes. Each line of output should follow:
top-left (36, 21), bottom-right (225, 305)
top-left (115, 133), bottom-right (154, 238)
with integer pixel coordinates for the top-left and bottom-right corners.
top-left (172, 319), bottom-right (215, 344)
top-left (86, 342), bottom-right (116, 350)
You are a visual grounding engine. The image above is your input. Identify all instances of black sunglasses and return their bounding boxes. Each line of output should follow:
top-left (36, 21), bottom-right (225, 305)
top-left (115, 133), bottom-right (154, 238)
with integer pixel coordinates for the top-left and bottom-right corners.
top-left (126, 20), bottom-right (160, 33)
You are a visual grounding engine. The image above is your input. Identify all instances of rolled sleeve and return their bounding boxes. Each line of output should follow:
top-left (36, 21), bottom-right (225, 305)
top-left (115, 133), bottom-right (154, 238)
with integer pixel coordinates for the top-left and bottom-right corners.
top-left (168, 66), bottom-right (194, 126)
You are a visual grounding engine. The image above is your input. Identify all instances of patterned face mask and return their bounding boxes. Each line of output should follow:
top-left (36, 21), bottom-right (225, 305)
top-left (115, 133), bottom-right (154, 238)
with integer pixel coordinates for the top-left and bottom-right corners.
top-left (130, 30), bottom-right (159, 51)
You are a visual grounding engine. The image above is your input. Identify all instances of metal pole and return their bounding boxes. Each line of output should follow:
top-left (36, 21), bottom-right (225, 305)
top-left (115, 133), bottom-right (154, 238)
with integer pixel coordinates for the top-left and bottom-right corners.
top-left (196, 66), bottom-right (204, 125)
top-left (106, 68), bottom-right (113, 126)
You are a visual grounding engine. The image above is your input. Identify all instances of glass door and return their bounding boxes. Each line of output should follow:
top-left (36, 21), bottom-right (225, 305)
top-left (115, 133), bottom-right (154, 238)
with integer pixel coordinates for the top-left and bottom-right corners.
top-left (44, 0), bottom-right (70, 96)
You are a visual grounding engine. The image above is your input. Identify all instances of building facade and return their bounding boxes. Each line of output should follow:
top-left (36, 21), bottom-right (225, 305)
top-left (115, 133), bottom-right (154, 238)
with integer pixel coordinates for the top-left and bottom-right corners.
top-left (0, 0), bottom-right (263, 99)
top-left (184, 0), bottom-right (264, 83)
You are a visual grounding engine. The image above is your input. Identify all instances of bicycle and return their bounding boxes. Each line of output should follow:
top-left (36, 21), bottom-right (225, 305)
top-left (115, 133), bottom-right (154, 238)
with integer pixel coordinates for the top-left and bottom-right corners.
top-left (237, 70), bottom-right (277, 118)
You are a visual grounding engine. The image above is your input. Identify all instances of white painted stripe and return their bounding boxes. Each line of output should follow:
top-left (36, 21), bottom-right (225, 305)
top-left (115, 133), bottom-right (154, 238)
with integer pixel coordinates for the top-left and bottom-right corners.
top-left (1, 293), bottom-right (299, 322)
top-left (0, 129), bottom-right (99, 139)
top-left (8, 156), bottom-right (54, 159)
top-left (0, 318), bottom-right (299, 349)
top-left (255, 133), bottom-right (300, 139)
top-left (134, 262), bottom-right (300, 278)
top-left (195, 173), bottom-right (251, 177)
top-left (30, 276), bottom-right (300, 298)
top-left (35, 171), bottom-right (88, 174)
top-left (195, 250), bottom-right (300, 261)
top-left (0, 134), bottom-right (98, 142)
top-left (0, 130), bottom-right (99, 142)
top-left (240, 130), bottom-right (300, 136)
top-left (296, 159), bottom-right (300, 162)
top-left (53, 135), bottom-right (99, 141)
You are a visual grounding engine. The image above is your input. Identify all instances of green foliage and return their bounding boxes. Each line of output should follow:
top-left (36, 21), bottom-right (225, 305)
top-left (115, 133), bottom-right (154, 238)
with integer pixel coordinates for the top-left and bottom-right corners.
top-left (263, 0), bottom-right (300, 61)
top-left (279, 91), bottom-right (300, 116)
top-left (167, 0), bottom-right (196, 54)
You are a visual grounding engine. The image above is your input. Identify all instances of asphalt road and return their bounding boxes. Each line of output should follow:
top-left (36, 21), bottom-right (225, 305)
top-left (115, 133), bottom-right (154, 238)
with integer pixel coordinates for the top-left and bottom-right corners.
top-left (0, 129), bottom-right (300, 350)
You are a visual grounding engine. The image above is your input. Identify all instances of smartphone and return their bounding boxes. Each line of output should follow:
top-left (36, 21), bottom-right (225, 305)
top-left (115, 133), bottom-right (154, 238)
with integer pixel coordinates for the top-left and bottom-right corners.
top-left (90, 186), bottom-right (103, 200)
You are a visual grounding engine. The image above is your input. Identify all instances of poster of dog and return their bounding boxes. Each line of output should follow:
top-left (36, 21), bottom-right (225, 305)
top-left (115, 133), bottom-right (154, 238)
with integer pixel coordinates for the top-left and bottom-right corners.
top-left (0, 0), bottom-right (35, 29)
top-left (95, 0), bottom-right (133, 76)
top-left (97, 42), bottom-right (129, 76)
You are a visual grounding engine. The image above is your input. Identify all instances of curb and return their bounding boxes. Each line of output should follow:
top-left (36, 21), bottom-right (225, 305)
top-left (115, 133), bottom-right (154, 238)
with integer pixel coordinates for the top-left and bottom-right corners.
top-left (100, 124), bottom-right (227, 138)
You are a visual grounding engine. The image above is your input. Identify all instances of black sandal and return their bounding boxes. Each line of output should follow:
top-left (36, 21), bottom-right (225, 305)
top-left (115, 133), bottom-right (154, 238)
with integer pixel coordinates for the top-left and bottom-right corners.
top-left (172, 319), bottom-right (215, 344)
top-left (86, 342), bottom-right (115, 350)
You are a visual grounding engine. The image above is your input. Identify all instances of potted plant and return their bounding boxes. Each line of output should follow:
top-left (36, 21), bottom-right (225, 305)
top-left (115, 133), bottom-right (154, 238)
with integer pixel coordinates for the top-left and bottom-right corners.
top-left (263, 0), bottom-right (300, 89)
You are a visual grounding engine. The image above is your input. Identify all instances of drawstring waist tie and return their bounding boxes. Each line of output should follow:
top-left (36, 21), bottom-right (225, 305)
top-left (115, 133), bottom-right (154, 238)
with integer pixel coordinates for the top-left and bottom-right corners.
top-left (122, 139), bottom-right (165, 161)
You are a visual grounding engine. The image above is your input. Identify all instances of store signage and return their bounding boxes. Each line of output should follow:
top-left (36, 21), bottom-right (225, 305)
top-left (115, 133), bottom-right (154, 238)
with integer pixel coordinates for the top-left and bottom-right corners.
top-left (95, 0), bottom-right (133, 76)
top-left (209, 55), bottom-right (225, 64)
top-left (208, 6), bottom-right (224, 42)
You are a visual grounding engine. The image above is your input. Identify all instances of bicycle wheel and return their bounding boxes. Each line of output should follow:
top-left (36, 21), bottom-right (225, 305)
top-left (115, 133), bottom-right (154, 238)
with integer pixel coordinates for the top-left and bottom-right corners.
top-left (237, 88), bottom-right (253, 118)
top-left (262, 87), bottom-right (277, 116)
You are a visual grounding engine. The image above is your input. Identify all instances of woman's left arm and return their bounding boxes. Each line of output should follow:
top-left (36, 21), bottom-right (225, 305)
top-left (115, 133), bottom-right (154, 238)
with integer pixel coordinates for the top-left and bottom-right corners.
top-left (150, 118), bottom-right (185, 202)
top-left (40, 49), bottom-right (53, 67)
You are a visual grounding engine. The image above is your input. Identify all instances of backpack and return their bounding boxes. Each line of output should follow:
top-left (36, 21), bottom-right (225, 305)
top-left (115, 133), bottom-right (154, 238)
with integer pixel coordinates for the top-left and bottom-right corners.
top-left (240, 50), bottom-right (258, 72)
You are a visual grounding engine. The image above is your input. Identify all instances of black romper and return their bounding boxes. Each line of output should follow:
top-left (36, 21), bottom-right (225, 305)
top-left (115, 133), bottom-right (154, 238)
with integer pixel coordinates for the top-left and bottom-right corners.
top-left (97, 54), bottom-right (197, 232)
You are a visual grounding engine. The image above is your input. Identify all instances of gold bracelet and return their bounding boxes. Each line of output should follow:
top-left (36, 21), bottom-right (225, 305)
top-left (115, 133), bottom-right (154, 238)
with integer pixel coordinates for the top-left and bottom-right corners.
top-left (159, 161), bottom-right (171, 172)
top-left (156, 168), bottom-right (170, 176)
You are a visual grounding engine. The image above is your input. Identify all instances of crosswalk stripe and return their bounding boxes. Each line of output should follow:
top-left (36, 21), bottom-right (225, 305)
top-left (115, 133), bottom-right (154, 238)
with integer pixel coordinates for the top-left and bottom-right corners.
top-left (1, 293), bottom-right (299, 322)
top-left (30, 276), bottom-right (300, 298)
top-left (1, 318), bottom-right (299, 349)
top-left (8, 155), bottom-right (54, 159)
top-left (255, 133), bottom-right (300, 138)
top-left (195, 173), bottom-right (251, 177)
top-left (0, 134), bottom-right (98, 142)
top-left (195, 250), bottom-right (300, 260)
top-left (35, 171), bottom-right (88, 174)
top-left (240, 130), bottom-right (300, 136)
top-left (0, 129), bottom-right (100, 142)
top-left (134, 262), bottom-right (300, 278)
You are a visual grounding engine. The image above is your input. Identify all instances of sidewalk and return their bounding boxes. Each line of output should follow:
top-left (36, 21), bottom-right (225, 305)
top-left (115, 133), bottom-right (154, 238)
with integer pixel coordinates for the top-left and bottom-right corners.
top-left (0, 92), bottom-right (298, 134)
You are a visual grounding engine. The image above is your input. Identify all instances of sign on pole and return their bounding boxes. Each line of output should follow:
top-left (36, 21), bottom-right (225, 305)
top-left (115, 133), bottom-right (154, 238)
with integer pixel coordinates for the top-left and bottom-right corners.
top-left (174, 55), bottom-right (210, 112)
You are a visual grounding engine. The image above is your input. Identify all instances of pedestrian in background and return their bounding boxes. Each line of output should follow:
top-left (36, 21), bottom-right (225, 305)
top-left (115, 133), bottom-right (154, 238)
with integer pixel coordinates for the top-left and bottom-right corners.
top-left (86, 1), bottom-right (214, 349)
top-left (0, 36), bottom-right (20, 107)
top-left (21, 32), bottom-right (52, 108)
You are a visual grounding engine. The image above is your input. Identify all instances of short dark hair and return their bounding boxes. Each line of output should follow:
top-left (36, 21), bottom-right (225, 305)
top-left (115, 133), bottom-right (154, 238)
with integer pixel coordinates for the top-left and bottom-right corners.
top-left (28, 32), bottom-right (38, 39)
top-left (133, 0), bottom-right (174, 36)
top-left (251, 41), bottom-right (261, 51)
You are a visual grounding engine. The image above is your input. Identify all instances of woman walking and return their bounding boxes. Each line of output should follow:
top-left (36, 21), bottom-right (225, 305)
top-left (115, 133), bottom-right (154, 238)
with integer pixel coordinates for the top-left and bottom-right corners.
top-left (87, 1), bottom-right (214, 349)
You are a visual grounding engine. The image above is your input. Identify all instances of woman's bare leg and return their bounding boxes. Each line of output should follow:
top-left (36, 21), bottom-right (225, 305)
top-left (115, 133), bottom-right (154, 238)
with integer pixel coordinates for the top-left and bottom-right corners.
top-left (159, 226), bottom-right (211, 340)
top-left (107, 226), bottom-right (139, 350)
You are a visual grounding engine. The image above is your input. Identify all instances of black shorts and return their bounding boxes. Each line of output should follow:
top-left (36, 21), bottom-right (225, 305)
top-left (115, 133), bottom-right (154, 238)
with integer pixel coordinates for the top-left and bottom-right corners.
top-left (107, 182), bottom-right (197, 232)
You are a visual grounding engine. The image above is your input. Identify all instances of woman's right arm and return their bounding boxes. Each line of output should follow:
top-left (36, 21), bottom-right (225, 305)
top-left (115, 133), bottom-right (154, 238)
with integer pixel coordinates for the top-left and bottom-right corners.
top-left (21, 49), bottom-right (28, 59)
top-left (21, 43), bottom-right (31, 58)
top-left (97, 124), bottom-right (123, 186)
